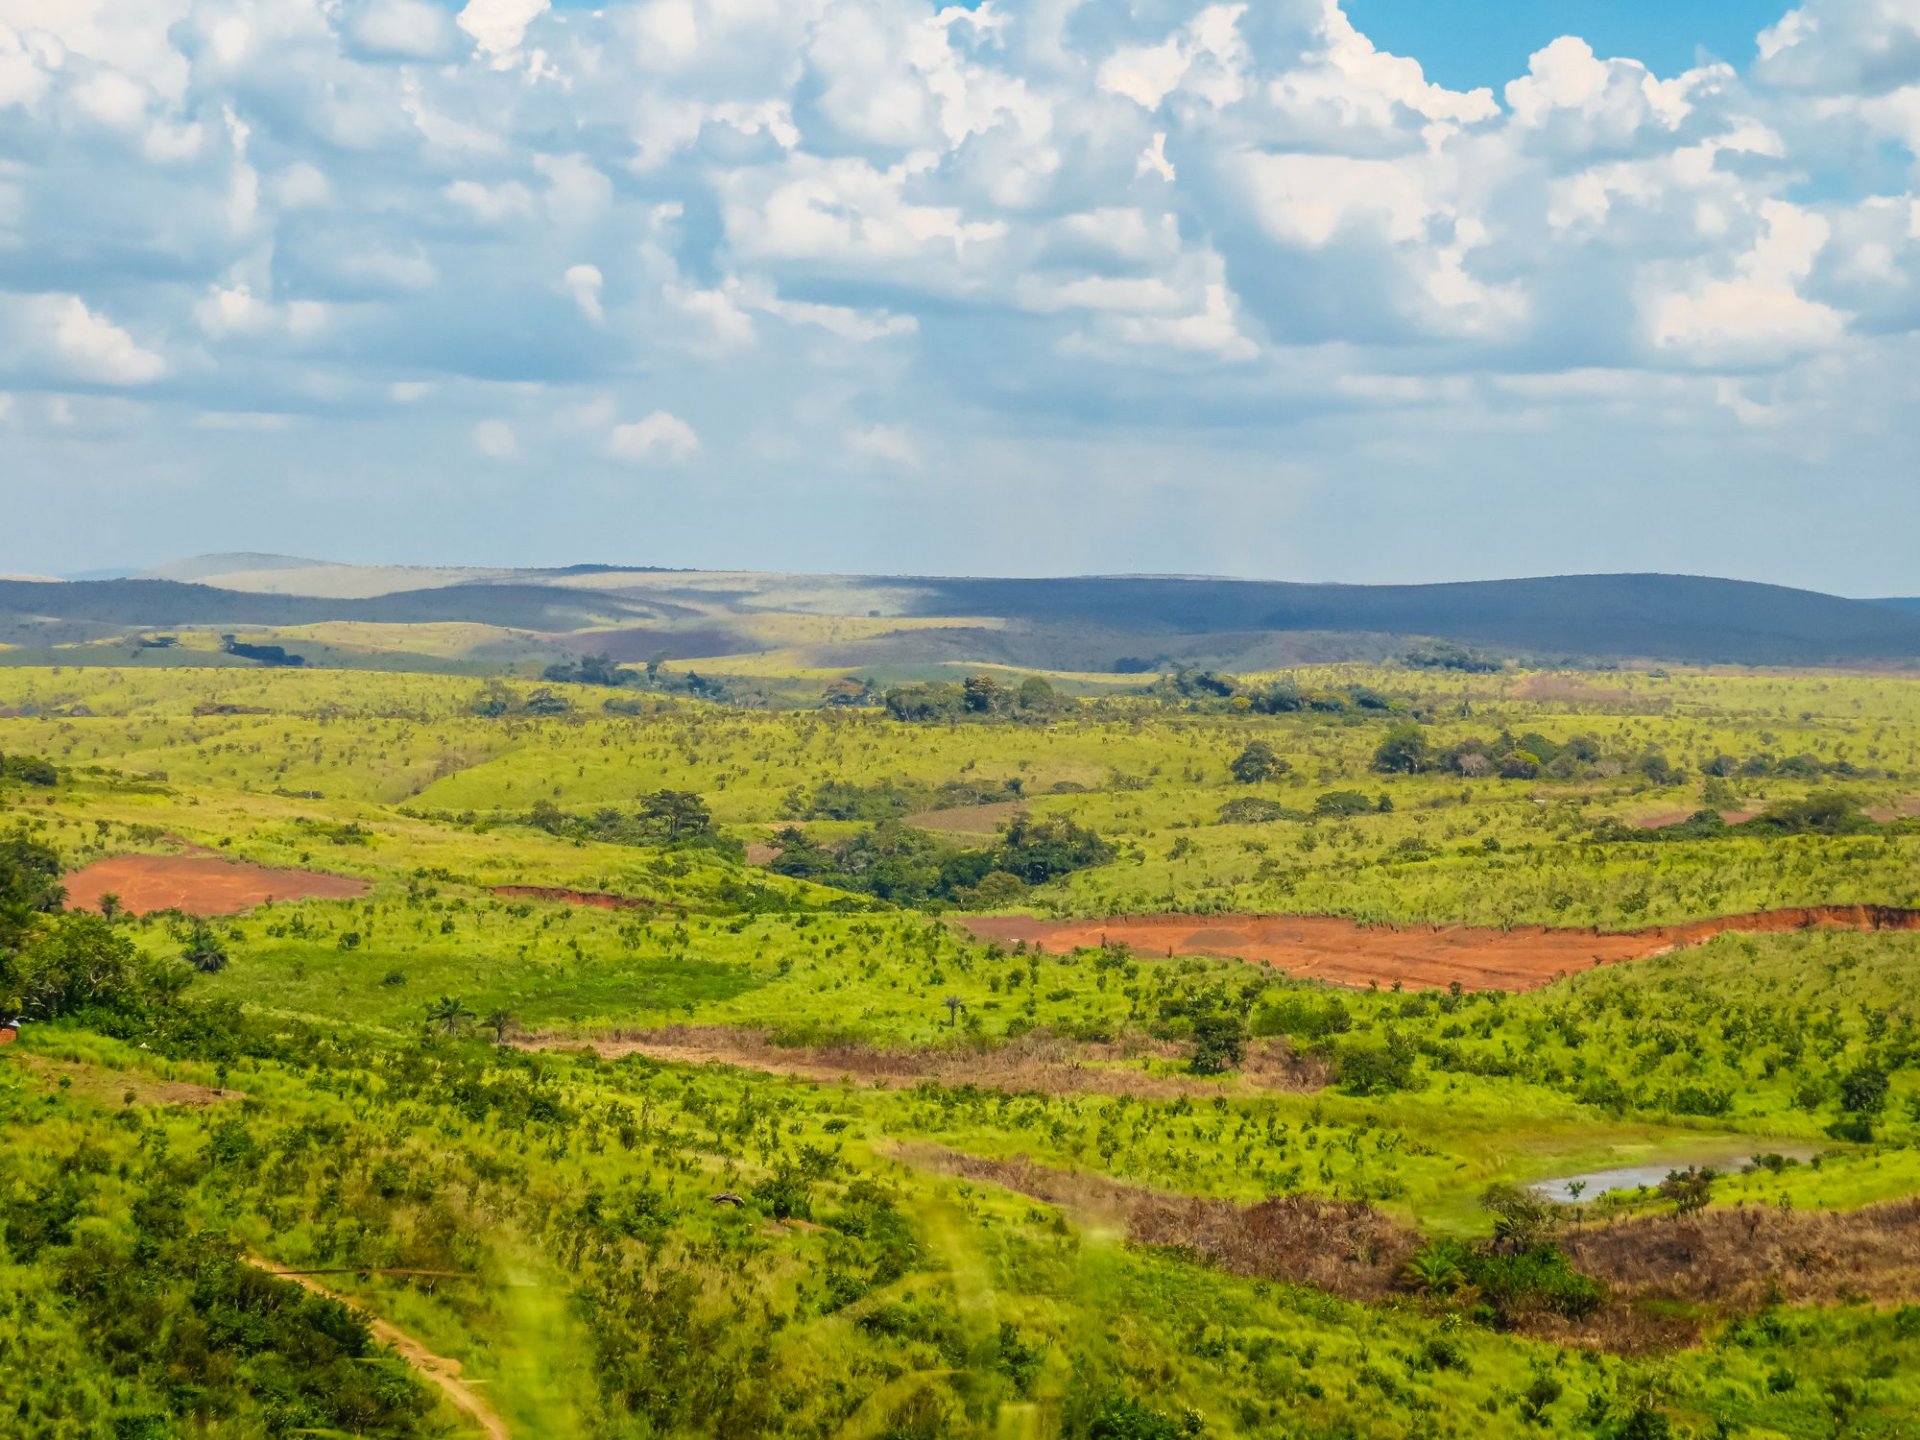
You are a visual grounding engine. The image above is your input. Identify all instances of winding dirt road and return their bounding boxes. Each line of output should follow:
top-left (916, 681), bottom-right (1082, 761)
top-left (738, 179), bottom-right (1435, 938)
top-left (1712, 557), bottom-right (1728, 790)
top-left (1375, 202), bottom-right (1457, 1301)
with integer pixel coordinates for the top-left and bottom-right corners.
top-left (242, 1255), bottom-right (509, 1440)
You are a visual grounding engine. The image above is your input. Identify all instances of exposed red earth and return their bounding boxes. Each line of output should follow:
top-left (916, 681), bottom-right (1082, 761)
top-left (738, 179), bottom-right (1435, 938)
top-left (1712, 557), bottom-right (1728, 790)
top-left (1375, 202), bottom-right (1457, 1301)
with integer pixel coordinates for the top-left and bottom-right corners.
top-left (957, 906), bottom-right (1920, 992)
top-left (62, 853), bottom-right (369, 917)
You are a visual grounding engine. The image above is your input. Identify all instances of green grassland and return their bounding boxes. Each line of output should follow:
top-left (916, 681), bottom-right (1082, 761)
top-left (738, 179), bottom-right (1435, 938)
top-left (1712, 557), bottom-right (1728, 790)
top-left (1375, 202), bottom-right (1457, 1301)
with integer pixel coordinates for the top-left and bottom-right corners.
top-left (3, 660), bottom-right (1920, 1437)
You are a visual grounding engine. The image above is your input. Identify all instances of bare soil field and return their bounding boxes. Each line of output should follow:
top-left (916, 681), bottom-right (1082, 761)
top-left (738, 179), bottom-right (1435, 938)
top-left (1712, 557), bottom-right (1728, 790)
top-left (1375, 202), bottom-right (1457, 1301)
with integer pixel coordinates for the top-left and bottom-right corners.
top-left (906, 799), bottom-right (1026, 836)
top-left (62, 853), bottom-right (369, 916)
top-left (515, 1025), bottom-right (1329, 1098)
top-left (957, 906), bottom-right (1920, 992)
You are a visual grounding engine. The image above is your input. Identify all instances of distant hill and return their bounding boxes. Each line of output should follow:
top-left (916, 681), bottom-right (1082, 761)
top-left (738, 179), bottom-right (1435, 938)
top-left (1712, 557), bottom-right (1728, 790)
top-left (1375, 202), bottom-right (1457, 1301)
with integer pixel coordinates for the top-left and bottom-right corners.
top-left (1873, 597), bottom-right (1920, 618)
top-left (0, 578), bottom-right (667, 633)
top-left (899, 574), bottom-right (1920, 666)
top-left (5, 567), bottom-right (1919, 670)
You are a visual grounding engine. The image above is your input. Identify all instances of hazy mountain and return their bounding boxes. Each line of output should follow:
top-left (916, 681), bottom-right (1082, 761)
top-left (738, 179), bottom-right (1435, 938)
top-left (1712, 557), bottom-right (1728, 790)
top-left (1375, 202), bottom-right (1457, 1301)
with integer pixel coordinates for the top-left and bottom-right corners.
top-left (6, 566), bottom-right (1919, 668)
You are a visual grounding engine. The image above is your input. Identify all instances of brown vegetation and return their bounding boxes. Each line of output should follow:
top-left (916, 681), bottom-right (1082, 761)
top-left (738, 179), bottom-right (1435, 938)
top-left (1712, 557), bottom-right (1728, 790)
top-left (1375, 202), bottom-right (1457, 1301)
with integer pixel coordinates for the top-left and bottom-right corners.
top-left (1565, 1197), bottom-right (1920, 1312)
top-left (490, 884), bottom-right (660, 911)
top-left (899, 1144), bottom-right (1413, 1300)
top-left (514, 1025), bottom-right (1328, 1098)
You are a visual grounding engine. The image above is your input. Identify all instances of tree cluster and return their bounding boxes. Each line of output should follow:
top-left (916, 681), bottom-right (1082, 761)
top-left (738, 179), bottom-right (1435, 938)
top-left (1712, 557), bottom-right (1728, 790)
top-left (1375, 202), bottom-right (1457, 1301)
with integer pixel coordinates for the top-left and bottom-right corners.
top-left (769, 812), bottom-right (1112, 908)
top-left (881, 674), bottom-right (1062, 722)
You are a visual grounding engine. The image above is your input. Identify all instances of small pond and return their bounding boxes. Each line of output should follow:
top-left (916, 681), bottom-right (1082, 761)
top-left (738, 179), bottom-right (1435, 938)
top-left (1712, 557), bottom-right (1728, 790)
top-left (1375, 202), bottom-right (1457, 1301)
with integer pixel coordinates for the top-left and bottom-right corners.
top-left (1531, 1145), bottom-right (1823, 1204)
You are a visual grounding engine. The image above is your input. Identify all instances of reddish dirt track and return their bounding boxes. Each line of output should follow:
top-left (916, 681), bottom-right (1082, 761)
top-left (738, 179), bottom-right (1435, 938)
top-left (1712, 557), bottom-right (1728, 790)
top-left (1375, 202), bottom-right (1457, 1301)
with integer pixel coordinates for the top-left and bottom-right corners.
top-left (62, 854), bottom-right (368, 917)
top-left (957, 905), bottom-right (1920, 993)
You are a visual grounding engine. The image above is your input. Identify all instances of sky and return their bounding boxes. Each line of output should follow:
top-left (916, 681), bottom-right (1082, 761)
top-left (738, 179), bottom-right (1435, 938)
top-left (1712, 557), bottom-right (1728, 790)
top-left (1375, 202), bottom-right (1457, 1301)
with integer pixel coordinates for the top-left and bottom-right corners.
top-left (1, 0), bottom-right (1917, 594)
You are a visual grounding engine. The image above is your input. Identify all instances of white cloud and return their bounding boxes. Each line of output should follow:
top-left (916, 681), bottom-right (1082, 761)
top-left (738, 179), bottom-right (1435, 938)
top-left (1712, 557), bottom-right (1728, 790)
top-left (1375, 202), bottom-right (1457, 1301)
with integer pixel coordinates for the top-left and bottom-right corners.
top-left (474, 418), bottom-right (518, 458)
top-left (563, 264), bottom-right (605, 323)
top-left (846, 422), bottom-right (919, 466)
top-left (608, 410), bottom-right (700, 462)
top-left (6, 294), bottom-right (167, 385)
top-left (0, 0), bottom-right (1916, 583)
top-left (457, 0), bottom-right (549, 58)
top-left (1649, 202), bottom-right (1848, 364)
top-left (351, 0), bottom-right (459, 60)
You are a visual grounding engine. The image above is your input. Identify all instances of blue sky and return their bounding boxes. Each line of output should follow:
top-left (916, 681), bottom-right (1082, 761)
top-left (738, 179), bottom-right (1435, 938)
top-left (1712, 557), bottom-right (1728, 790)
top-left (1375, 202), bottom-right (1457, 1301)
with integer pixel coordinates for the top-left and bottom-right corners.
top-left (1, 0), bottom-right (1917, 593)
top-left (1344, 1), bottom-right (1790, 89)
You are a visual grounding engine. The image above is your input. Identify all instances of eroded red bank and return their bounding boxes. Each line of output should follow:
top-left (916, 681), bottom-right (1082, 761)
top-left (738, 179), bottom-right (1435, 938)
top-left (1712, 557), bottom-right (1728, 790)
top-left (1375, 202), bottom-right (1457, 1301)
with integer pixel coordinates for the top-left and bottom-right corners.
top-left (956, 906), bottom-right (1920, 993)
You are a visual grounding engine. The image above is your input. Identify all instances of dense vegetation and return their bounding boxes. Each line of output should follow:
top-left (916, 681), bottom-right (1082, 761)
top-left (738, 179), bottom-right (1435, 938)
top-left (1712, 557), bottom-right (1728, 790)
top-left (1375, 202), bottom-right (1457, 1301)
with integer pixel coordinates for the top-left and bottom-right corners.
top-left (1, 657), bottom-right (1918, 1437)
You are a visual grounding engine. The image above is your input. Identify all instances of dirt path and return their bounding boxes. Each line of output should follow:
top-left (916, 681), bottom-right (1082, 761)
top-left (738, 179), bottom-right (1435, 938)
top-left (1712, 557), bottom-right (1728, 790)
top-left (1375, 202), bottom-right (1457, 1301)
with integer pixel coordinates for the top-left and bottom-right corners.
top-left (956, 904), bottom-right (1920, 992)
top-left (63, 853), bottom-right (368, 916)
top-left (242, 1255), bottom-right (509, 1440)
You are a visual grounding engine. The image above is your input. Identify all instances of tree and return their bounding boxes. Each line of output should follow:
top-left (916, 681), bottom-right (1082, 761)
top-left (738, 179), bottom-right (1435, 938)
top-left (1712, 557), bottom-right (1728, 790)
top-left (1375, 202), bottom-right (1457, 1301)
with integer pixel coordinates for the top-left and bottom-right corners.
top-left (484, 1008), bottom-right (516, 1043)
top-left (0, 833), bottom-right (64, 955)
top-left (1228, 740), bottom-right (1288, 784)
top-left (1479, 1183), bottom-right (1558, 1252)
top-left (1312, 789), bottom-right (1375, 817)
top-left (426, 995), bottom-right (473, 1035)
top-left (962, 674), bottom-right (1006, 715)
top-left (941, 996), bottom-right (967, 1027)
top-left (182, 920), bottom-right (229, 975)
top-left (1015, 676), bottom-right (1058, 714)
top-left (1373, 723), bottom-right (1430, 774)
top-left (1657, 1166), bottom-right (1715, 1215)
top-left (1187, 1012), bottom-right (1247, 1074)
top-left (1838, 1063), bottom-right (1890, 1116)
top-left (638, 790), bottom-right (712, 843)
top-left (993, 814), bottom-right (1114, 885)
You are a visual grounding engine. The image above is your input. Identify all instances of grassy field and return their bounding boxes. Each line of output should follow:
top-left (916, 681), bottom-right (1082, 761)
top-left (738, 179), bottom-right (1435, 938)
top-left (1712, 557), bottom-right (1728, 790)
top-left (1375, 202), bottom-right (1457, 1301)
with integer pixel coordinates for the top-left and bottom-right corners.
top-left (2, 659), bottom-right (1919, 1437)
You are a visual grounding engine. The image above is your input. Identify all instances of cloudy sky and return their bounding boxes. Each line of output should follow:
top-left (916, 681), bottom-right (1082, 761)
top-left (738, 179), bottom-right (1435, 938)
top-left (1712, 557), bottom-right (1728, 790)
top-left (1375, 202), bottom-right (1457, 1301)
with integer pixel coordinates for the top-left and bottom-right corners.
top-left (1, 0), bottom-right (1916, 592)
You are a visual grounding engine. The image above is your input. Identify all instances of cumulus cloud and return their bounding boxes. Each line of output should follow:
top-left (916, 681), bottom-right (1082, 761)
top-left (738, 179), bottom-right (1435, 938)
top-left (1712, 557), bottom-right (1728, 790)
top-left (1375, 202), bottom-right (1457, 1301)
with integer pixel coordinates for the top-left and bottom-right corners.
top-left (608, 411), bottom-right (700, 462)
top-left (457, 0), bottom-right (549, 58)
top-left (0, 0), bottom-right (1917, 582)
top-left (3, 295), bottom-right (167, 386)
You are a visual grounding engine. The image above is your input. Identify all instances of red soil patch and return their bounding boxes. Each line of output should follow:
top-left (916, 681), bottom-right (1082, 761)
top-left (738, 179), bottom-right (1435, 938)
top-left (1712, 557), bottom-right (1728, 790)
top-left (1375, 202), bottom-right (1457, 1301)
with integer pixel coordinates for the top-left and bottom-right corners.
top-left (63, 853), bottom-right (367, 917)
top-left (957, 905), bottom-right (1920, 993)
top-left (491, 884), bottom-right (662, 911)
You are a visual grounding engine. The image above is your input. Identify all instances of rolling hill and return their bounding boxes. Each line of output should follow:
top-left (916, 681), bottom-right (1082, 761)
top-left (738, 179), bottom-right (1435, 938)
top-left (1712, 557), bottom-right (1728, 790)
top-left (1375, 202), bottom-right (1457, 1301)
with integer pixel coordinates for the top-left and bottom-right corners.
top-left (4, 564), bottom-right (1919, 670)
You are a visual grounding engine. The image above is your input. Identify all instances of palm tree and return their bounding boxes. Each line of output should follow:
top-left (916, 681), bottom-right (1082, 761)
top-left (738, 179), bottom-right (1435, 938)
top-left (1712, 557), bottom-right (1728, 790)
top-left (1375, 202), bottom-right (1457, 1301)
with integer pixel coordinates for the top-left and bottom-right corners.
top-left (426, 995), bottom-right (472, 1035)
top-left (484, 1007), bottom-right (515, 1043)
top-left (183, 920), bottom-right (228, 974)
top-left (1403, 1241), bottom-right (1466, 1297)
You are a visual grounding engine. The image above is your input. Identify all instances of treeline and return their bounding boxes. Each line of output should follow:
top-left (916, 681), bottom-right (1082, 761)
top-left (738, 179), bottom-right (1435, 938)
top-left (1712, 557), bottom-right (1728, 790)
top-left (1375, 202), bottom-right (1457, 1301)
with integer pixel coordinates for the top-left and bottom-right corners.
top-left (543, 654), bottom-right (733, 702)
top-left (768, 813), bottom-right (1112, 908)
top-left (219, 635), bottom-right (304, 666)
top-left (0, 752), bottom-right (59, 786)
top-left (1403, 641), bottom-right (1503, 673)
top-left (1373, 725), bottom-right (1682, 783)
top-left (881, 674), bottom-right (1062, 722)
top-left (1153, 670), bottom-right (1403, 715)
top-left (1702, 750), bottom-right (1885, 780)
top-left (1595, 791), bottom-right (1912, 843)
top-left (523, 792), bottom-right (745, 861)
top-left (778, 776), bottom-right (1024, 821)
